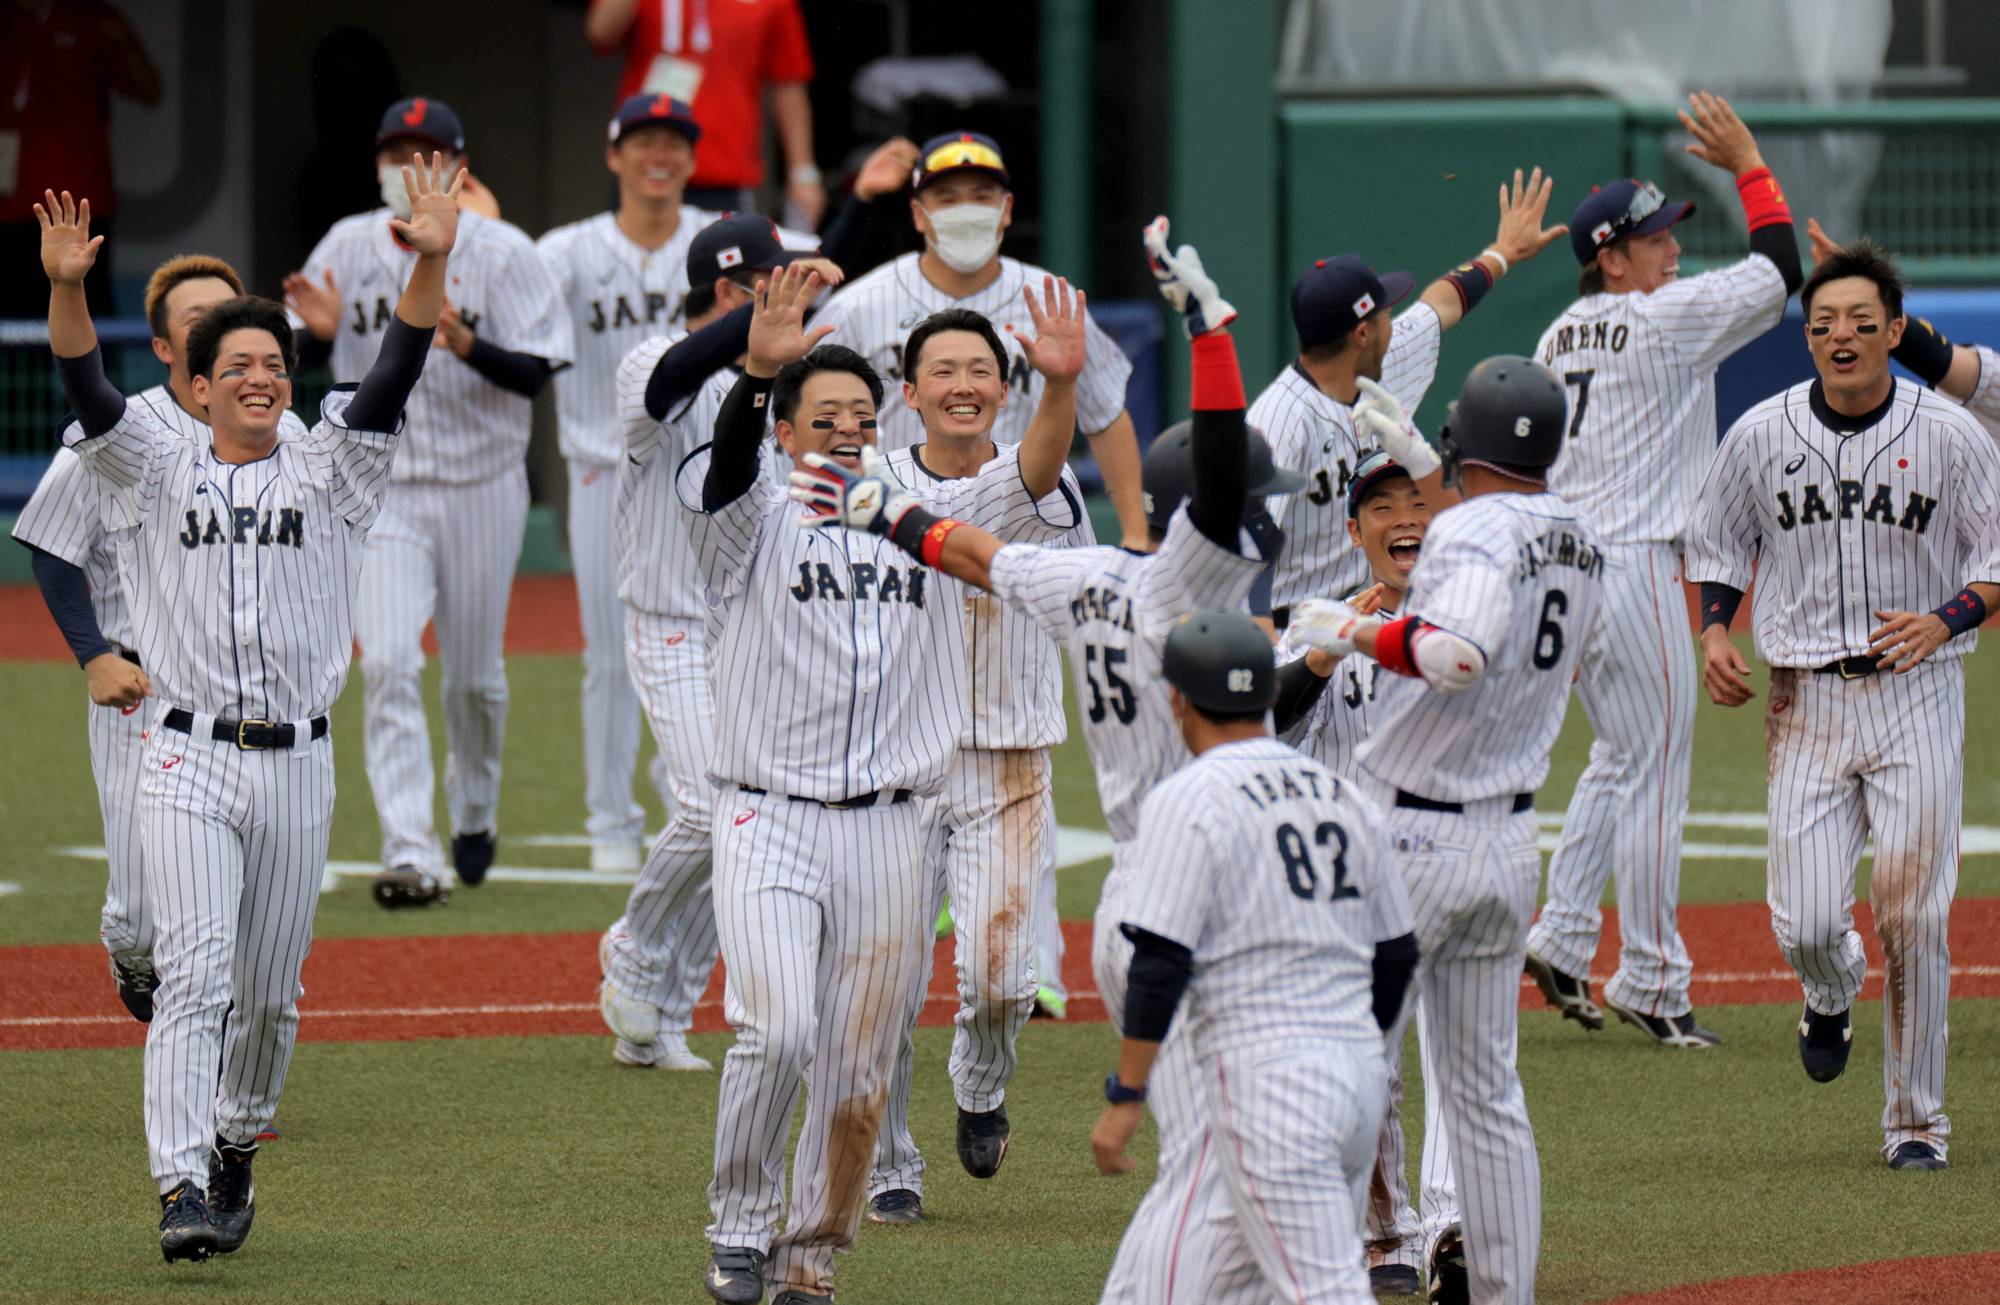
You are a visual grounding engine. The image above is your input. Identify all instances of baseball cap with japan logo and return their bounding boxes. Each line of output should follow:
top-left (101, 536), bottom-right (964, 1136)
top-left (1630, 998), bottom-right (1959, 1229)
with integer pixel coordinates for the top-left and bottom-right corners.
top-left (1290, 255), bottom-right (1414, 350)
top-left (687, 213), bottom-right (804, 290)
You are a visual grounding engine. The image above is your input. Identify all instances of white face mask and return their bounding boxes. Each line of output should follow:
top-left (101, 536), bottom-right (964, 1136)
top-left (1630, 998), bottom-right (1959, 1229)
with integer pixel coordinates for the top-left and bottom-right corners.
top-left (925, 202), bottom-right (1004, 274)
top-left (379, 162), bottom-right (413, 221)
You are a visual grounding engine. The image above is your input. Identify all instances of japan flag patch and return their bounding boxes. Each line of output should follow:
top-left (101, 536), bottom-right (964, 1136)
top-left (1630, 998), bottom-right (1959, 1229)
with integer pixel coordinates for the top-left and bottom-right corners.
top-left (1351, 293), bottom-right (1375, 317)
top-left (718, 247), bottom-right (744, 269)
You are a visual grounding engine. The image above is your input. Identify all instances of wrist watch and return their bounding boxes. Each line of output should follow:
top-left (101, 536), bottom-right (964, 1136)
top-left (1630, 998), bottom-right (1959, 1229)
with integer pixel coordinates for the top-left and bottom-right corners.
top-left (1104, 1072), bottom-right (1147, 1104)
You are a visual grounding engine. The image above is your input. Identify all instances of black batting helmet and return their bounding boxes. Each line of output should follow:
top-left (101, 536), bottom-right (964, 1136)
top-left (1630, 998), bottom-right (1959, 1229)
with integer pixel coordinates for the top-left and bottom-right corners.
top-left (1437, 355), bottom-right (1568, 488)
top-left (1162, 609), bottom-right (1277, 714)
top-left (1142, 422), bottom-right (1306, 533)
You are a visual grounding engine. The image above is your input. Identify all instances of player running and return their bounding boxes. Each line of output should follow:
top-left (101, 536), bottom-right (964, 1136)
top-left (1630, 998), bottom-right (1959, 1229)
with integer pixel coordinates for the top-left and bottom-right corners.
top-left (36, 155), bottom-right (458, 1262)
top-left (1688, 240), bottom-right (2000, 1172)
top-left (1291, 355), bottom-right (1605, 1303)
top-left (1525, 93), bottom-right (1804, 1045)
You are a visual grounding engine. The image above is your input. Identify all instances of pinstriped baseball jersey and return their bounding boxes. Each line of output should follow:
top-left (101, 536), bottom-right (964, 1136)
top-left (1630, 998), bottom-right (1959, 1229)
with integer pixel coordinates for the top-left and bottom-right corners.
top-left (1968, 343), bottom-right (2000, 436)
top-left (808, 253), bottom-right (1133, 448)
top-left (62, 388), bottom-right (401, 720)
top-left (1288, 643), bottom-right (1388, 778)
top-left (1358, 493), bottom-right (1606, 802)
top-left (614, 334), bottom-right (740, 620)
top-left (985, 509), bottom-right (1267, 843)
top-left (1123, 737), bottom-right (1411, 1056)
top-left (1251, 303), bottom-right (1441, 611)
top-left (1539, 254), bottom-right (1787, 545)
top-left (1687, 380), bottom-right (2000, 667)
top-left (886, 443), bottom-right (1093, 749)
top-left (538, 207), bottom-right (722, 465)
top-left (294, 210), bottom-right (573, 483)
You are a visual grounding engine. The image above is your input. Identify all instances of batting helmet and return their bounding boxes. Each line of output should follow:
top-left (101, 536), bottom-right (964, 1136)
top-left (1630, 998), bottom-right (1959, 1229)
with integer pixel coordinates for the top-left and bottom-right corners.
top-left (1162, 609), bottom-right (1277, 714)
top-left (1142, 422), bottom-right (1307, 533)
top-left (1437, 355), bottom-right (1568, 488)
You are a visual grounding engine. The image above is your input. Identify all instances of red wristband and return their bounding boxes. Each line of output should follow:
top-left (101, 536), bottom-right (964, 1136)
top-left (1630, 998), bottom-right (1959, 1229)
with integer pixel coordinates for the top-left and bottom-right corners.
top-left (1374, 616), bottom-right (1422, 677)
top-left (919, 517), bottom-right (964, 568)
top-left (1736, 166), bottom-right (1792, 232)
top-left (1189, 331), bottom-right (1246, 411)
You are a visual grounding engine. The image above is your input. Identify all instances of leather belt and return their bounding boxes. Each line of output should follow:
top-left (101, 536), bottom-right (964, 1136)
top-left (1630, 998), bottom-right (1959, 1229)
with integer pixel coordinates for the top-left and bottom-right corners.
top-left (1395, 789), bottom-right (1535, 815)
top-left (163, 708), bottom-right (328, 751)
top-left (738, 784), bottom-right (913, 811)
top-left (1815, 656), bottom-right (1883, 680)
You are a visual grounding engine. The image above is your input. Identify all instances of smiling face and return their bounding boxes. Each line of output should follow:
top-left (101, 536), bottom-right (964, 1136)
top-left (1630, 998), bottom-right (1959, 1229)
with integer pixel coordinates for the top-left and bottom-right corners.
top-left (903, 328), bottom-right (1007, 441)
top-left (607, 124), bottom-right (696, 204)
top-left (190, 327), bottom-right (291, 445)
top-left (1806, 274), bottom-right (1904, 402)
top-left (776, 370), bottom-right (879, 470)
top-left (1600, 227), bottom-right (1680, 293)
top-left (1346, 475), bottom-right (1431, 593)
top-left (152, 276), bottom-right (238, 378)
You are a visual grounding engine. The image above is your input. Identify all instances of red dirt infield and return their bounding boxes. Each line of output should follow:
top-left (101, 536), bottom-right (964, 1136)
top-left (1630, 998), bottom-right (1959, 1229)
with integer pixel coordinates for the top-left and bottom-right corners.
top-left (1601, 1251), bottom-right (2000, 1304)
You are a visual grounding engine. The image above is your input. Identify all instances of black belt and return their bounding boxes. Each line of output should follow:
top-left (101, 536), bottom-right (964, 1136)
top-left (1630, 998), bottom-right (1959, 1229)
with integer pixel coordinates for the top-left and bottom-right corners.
top-left (738, 784), bottom-right (913, 811)
top-left (1395, 789), bottom-right (1535, 815)
top-left (1815, 656), bottom-right (1883, 680)
top-left (1270, 605), bottom-right (1291, 631)
top-left (163, 708), bottom-right (328, 750)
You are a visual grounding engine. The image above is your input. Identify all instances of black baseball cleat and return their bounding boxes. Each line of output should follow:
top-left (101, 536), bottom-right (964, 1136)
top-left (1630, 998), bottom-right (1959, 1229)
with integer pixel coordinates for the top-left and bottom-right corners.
top-left (158, 1179), bottom-right (221, 1264)
top-left (110, 955), bottom-right (159, 1023)
top-left (452, 830), bottom-right (497, 887)
top-left (1427, 1226), bottom-right (1468, 1305)
top-left (1888, 1141), bottom-right (1948, 1171)
top-left (703, 1244), bottom-right (767, 1304)
top-left (1798, 1005), bottom-right (1852, 1082)
top-left (957, 1103), bottom-right (1011, 1179)
top-left (207, 1137), bottom-right (257, 1253)
top-left (1603, 999), bottom-right (1723, 1048)
top-left (1370, 1262), bottom-right (1422, 1296)
top-left (866, 1187), bottom-right (925, 1225)
top-left (373, 866), bottom-right (449, 910)
top-left (1523, 950), bottom-right (1604, 1031)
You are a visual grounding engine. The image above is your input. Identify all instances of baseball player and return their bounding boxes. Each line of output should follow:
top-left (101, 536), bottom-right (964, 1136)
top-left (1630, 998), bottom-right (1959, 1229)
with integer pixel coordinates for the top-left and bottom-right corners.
top-left (13, 254), bottom-right (315, 1024)
top-left (36, 158), bottom-right (458, 1260)
top-left (1291, 355), bottom-right (1605, 1303)
top-left (1090, 608), bottom-right (1418, 1305)
top-left (1688, 240), bottom-right (2000, 1172)
top-left (1252, 167), bottom-right (1570, 629)
top-left (285, 96), bottom-right (574, 907)
top-left (1524, 94), bottom-right (1804, 1045)
top-left (597, 215), bottom-right (844, 1071)
top-left (862, 292), bottom-right (1096, 1223)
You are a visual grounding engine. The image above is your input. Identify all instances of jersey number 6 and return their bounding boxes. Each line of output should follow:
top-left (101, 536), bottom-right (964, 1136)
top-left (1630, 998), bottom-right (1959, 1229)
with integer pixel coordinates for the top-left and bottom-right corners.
top-left (1083, 644), bottom-right (1137, 724)
top-left (1277, 820), bottom-right (1359, 902)
top-left (1531, 589), bottom-right (1569, 670)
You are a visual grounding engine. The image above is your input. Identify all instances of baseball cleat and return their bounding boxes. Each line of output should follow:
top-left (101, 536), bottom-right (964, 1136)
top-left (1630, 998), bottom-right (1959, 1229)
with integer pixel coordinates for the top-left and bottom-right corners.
top-left (599, 977), bottom-right (663, 1050)
top-left (1523, 950), bottom-right (1603, 1031)
top-left (1427, 1226), bottom-right (1468, 1305)
top-left (1031, 985), bottom-right (1068, 1021)
top-left (1370, 1263), bottom-right (1422, 1296)
top-left (158, 1179), bottom-right (221, 1264)
top-left (590, 841), bottom-right (642, 874)
top-left (1798, 1005), bottom-right (1852, 1082)
top-left (704, 1244), bottom-right (768, 1304)
top-left (1604, 999), bottom-right (1722, 1048)
top-left (206, 1138), bottom-right (257, 1254)
top-left (110, 955), bottom-right (159, 1023)
top-left (452, 830), bottom-right (497, 887)
top-left (866, 1188), bottom-right (925, 1225)
top-left (1887, 1141), bottom-right (1948, 1171)
top-left (372, 866), bottom-right (448, 910)
top-left (613, 1029), bottom-right (713, 1071)
top-left (318, 863), bottom-right (341, 894)
top-left (957, 1104), bottom-right (1010, 1179)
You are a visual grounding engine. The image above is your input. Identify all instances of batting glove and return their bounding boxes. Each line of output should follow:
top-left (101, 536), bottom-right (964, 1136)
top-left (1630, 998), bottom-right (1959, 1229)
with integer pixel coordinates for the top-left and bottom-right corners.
top-left (1144, 216), bottom-right (1237, 339)
top-left (1289, 597), bottom-right (1382, 659)
top-left (1354, 376), bottom-right (1442, 480)
top-left (788, 446), bottom-right (924, 536)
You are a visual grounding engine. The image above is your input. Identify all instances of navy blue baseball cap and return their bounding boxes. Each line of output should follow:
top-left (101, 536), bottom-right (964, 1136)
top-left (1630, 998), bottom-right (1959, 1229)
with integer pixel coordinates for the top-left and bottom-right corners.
top-left (1570, 180), bottom-right (1696, 266)
top-left (1347, 448), bottom-right (1415, 519)
top-left (375, 97), bottom-right (465, 154)
top-left (609, 92), bottom-right (702, 145)
top-left (913, 131), bottom-right (1010, 190)
top-left (1291, 256), bottom-right (1413, 350)
top-left (687, 213), bottom-right (801, 290)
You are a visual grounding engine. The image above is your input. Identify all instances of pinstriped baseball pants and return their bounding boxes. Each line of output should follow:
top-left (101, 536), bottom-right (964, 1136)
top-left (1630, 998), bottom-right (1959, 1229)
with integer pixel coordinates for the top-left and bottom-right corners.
top-left (567, 459), bottom-right (651, 848)
top-left (88, 695), bottom-right (150, 964)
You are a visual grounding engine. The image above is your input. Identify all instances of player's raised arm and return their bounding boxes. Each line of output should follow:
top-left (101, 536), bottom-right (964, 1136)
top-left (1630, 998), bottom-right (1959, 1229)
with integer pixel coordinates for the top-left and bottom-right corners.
top-left (788, 445), bottom-right (1008, 590)
top-left (1416, 166), bottom-right (1569, 331)
top-left (36, 190), bottom-right (125, 438)
top-left (706, 262), bottom-right (832, 510)
top-left (1008, 274), bottom-right (1087, 499)
top-left (344, 153), bottom-right (462, 430)
top-left (1145, 216), bottom-right (1248, 548)
top-left (1681, 92), bottom-right (1803, 296)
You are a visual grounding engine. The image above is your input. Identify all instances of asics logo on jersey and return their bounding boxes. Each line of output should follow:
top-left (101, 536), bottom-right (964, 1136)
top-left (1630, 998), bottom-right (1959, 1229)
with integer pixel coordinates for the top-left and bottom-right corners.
top-left (1784, 453), bottom-right (1809, 474)
top-left (1515, 528), bottom-right (1605, 581)
top-left (585, 292), bottom-right (670, 334)
top-left (351, 297), bottom-right (479, 336)
top-left (180, 507), bottom-right (307, 550)
top-left (733, 809), bottom-right (756, 826)
top-left (1543, 321), bottom-right (1631, 359)
top-left (1774, 481), bottom-right (1938, 534)
top-left (160, 755), bottom-right (182, 771)
top-left (121, 703), bottom-right (140, 717)
top-left (788, 559), bottom-right (928, 607)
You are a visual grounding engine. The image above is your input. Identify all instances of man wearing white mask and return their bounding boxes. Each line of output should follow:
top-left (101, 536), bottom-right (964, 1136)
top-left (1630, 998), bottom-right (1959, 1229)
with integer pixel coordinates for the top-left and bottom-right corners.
top-left (285, 96), bottom-right (574, 908)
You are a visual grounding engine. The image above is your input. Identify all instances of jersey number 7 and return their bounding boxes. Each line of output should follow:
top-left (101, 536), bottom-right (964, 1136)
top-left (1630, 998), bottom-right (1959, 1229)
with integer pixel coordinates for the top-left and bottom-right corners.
top-left (1083, 644), bottom-right (1137, 724)
top-left (1562, 370), bottom-right (1594, 441)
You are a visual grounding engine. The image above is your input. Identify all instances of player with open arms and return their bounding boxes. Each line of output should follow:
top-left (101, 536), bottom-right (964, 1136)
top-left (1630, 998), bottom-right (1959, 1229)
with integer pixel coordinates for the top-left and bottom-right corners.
top-left (1291, 356), bottom-right (1606, 1303)
top-left (37, 155), bottom-right (458, 1263)
top-left (1687, 240), bottom-right (2000, 1172)
top-left (13, 254), bottom-right (315, 1027)
top-left (1089, 608), bottom-right (1419, 1305)
top-left (1525, 94), bottom-right (1805, 1046)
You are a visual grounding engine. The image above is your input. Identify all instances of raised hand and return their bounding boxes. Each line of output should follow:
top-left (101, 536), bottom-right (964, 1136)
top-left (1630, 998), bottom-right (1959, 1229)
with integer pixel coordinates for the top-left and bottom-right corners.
top-left (854, 137), bottom-right (921, 201)
top-left (35, 190), bottom-right (104, 285)
top-left (1009, 275), bottom-right (1087, 384)
top-left (1290, 597), bottom-right (1381, 659)
top-left (1354, 376), bottom-right (1442, 479)
top-left (788, 446), bottom-right (921, 536)
top-left (1805, 217), bottom-right (1843, 270)
top-left (391, 151), bottom-right (466, 258)
top-left (745, 261), bottom-right (833, 377)
top-left (283, 268), bottom-right (344, 342)
top-left (787, 254), bottom-right (847, 290)
top-left (1490, 167), bottom-right (1568, 264)
top-left (1679, 91), bottom-right (1765, 177)
top-left (1143, 215), bottom-right (1236, 339)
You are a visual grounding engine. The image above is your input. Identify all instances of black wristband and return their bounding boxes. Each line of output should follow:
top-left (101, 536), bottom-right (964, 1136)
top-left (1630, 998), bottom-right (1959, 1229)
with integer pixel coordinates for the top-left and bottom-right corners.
top-left (1933, 587), bottom-right (1987, 637)
top-left (1894, 317), bottom-right (1956, 388)
top-left (1699, 582), bottom-right (1745, 631)
top-left (885, 501), bottom-right (944, 559)
top-left (1442, 258), bottom-right (1495, 315)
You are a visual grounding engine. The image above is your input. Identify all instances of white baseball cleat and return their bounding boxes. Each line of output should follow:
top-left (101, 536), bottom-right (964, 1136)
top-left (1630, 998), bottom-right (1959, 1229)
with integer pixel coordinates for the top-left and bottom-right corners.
top-left (590, 841), bottom-right (642, 874)
top-left (612, 1030), bottom-right (713, 1071)
top-left (598, 933), bottom-right (664, 1047)
top-left (318, 864), bottom-right (341, 894)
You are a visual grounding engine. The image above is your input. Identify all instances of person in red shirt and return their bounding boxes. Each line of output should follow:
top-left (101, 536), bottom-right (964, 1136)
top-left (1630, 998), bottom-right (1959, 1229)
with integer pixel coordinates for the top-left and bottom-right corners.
top-left (1, 0), bottom-right (160, 316)
top-left (584, 0), bottom-right (822, 226)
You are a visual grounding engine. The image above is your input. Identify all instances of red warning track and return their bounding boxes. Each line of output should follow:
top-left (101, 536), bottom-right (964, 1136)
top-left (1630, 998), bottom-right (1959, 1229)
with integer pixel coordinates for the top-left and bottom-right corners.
top-left (5, 899), bottom-right (2000, 1053)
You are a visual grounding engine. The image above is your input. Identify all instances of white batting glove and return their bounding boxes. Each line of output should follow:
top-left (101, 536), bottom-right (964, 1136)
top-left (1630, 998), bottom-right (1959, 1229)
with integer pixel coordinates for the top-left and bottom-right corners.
top-left (1143, 216), bottom-right (1237, 339)
top-left (1289, 597), bottom-right (1383, 659)
top-left (1354, 376), bottom-right (1442, 480)
top-left (788, 446), bottom-right (924, 536)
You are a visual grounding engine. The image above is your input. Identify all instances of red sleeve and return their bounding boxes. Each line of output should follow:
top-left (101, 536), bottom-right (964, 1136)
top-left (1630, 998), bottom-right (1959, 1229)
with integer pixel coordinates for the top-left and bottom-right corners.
top-left (763, 0), bottom-right (814, 83)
